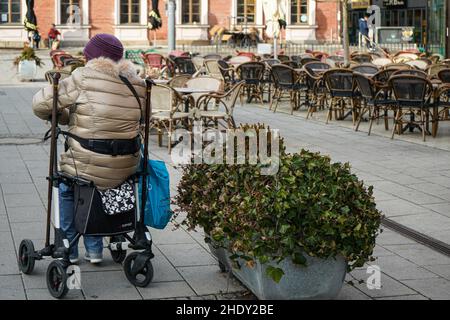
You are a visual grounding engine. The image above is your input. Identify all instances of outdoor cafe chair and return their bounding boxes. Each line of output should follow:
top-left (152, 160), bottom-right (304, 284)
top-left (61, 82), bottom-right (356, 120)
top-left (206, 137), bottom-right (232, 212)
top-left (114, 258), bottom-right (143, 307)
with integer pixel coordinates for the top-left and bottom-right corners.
top-left (391, 69), bottom-right (428, 79)
top-left (236, 61), bottom-right (265, 104)
top-left (203, 54), bottom-right (222, 60)
top-left (303, 62), bottom-right (331, 118)
top-left (218, 60), bottom-right (237, 90)
top-left (261, 59), bottom-right (281, 102)
top-left (204, 59), bottom-right (224, 81)
top-left (172, 57), bottom-right (196, 75)
top-left (282, 60), bottom-right (299, 69)
top-left (433, 84), bottom-right (450, 137)
top-left (372, 58), bottom-right (392, 68)
top-left (383, 63), bottom-right (413, 71)
top-left (350, 63), bottom-right (379, 75)
top-left (300, 57), bottom-right (320, 66)
top-left (272, 54), bottom-right (290, 63)
top-left (389, 75), bottom-right (435, 141)
top-left (290, 55), bottom-right (301, 66)
top-left (195, 81), bottom-right (245, 129)
top-left (168, 74), bottom-right (192, 88)
top-left (354, 72), bottom-right (396, 135)
top-left (270, 64), bottom-right (304, 115)
top-left (351, 53), bottom-right (372, 64)
top-left (192, 56), bottom-right (206, 76)
top-left (406, 59), bottom-right (429, 70)
top-left (426, 64), bottom-right (450, 80)
top-left (438, 69), bottom-right (450, 84)
top-left (323, 69), bottom-right (360, 125)
top-left (150, 84), bottom-right (190, 153)
top-left (185, 76), bottom-right (224, 112)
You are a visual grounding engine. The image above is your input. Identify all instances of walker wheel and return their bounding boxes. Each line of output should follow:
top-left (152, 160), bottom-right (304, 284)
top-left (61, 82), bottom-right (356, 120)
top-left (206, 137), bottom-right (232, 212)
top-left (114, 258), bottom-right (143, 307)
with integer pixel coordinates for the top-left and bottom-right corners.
top-left (123, 252), bottom-right (154, 287)
top-left (46, 260), bottom-right (69, 299)
top-left (18, 239), bottom-right (35, 274)
top-left (109, 236), bottom-right (127, 264)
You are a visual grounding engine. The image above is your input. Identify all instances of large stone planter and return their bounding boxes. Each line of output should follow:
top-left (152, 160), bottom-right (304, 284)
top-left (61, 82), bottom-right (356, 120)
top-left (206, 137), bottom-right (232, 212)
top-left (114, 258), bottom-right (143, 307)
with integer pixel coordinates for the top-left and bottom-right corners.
top-left (18, 60), bottom-right (37, 81)
top-left (232, 255), bottom-right (347, 300)
top-left (207, 236), bottom-right (346, 300)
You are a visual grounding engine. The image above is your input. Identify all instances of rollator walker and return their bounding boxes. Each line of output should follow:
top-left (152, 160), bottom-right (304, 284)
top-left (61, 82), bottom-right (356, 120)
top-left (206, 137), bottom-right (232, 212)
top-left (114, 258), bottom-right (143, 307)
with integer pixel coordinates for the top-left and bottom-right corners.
top-left (17, 73), bottom-right (156, 299)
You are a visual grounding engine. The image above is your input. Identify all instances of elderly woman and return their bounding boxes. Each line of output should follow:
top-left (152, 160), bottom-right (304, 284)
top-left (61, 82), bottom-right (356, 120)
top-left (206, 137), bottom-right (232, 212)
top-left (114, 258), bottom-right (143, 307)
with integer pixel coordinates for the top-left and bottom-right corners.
top-left (32, 34), bottom-right (145, 264)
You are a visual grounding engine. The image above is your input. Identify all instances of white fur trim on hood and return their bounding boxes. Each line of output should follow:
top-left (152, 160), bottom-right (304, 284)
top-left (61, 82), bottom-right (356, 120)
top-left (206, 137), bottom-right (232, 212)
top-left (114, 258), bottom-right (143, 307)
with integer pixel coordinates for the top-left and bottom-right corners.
top-left (85, 57), bottom-right (141, 82)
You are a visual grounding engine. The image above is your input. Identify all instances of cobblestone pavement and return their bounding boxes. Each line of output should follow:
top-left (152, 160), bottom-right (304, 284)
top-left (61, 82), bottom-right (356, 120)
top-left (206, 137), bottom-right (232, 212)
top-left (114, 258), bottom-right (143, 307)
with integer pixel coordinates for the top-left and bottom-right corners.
top-left (0, 76), bottom-right (449, 299)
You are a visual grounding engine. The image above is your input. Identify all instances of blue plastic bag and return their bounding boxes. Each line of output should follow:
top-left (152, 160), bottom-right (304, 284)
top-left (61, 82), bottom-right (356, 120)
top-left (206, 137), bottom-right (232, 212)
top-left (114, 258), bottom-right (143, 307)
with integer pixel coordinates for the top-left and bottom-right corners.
top-left (138, 159), bottom-right (172, 229)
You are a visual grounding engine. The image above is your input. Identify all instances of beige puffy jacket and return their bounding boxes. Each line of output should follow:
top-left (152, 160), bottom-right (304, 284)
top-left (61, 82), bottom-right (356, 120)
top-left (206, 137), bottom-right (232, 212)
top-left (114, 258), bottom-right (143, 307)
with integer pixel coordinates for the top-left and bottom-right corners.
top-left (32, 57), bottom-right (146, 189)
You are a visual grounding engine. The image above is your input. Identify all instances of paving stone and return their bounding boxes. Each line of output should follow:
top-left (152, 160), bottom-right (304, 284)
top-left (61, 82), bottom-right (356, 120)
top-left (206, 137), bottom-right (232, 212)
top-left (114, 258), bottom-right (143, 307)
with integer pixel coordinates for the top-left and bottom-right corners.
top-left (0, 173), bottom-right (32, 184)
top-left (177, 265), bottom-right (246, 296)
top-left (150, 224), bottom-right (197, 245)
top-left (382, 244), bottom-right (450, 266)
top-left (158, 243), bottom-right (217, 267)
top-left (10, 221), bottom-right (46, 241)
top-left (423, 203), bottom-right (450, 218)
top-left (401, 278), bottom-right (450, 300)
top-left (376, 228), bottom-right (417, 246)
top-left (6, 206), bottom-right (45, 223)
top-left (1, 183), bottom-right (39, 195)
top-left (336, 283), bottom-right (372, 300)
top-left (348, 269), bottom-right (418, 298)
top-left (81, 271), bottom-right (142, 300)
top-left (26, 288), bottom-right (85, 300)
top-left (0, 215), bottom-right (10, 231)
top-left (0, 251), bottom-right (20, 275)
top-left (4, 193), bottom-right (43, 208)
top-left (369, 255), bottom-right (440, 281)
top-left (0, 231), bottom-right (15, 252)
top-left (376, 294), bottom-right (429, 300)
top-left (138, 281), bottom-right (196, 299)
top-left (376, 199), bottom-right (429, 217)
top-left (0, 275), bottom-right (26, 299)
top-left (422, 265), bottom-right (450, 280)
top-left (389, 212), bottom-right (450, 235)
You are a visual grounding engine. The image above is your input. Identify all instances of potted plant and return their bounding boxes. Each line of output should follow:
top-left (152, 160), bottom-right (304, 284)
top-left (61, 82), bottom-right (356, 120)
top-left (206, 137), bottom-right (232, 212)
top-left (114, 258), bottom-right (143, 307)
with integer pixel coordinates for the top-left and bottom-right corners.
top-left (174, 125), bottom-right (382, 300)
top-left (13, 47), bottom-right (43, 81)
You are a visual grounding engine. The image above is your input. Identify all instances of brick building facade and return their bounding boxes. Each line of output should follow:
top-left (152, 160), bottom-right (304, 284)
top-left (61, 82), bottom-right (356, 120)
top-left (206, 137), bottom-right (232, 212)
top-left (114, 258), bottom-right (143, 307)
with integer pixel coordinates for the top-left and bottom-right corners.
top-left (0, 0), bottom-right (340, 48)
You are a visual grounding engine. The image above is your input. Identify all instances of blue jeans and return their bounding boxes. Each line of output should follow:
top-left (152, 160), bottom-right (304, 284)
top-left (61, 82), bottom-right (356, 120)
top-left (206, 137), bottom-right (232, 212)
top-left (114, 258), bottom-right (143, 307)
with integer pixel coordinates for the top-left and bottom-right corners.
top-left (59, 182), bottom-right (103, 258)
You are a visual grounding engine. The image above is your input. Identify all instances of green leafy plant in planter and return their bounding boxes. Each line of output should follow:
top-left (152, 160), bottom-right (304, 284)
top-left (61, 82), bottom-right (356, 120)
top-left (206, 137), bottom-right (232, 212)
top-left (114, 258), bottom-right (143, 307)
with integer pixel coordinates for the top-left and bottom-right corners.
top-left (174, 124), bottom-right (383, 284)
top-left (13, 47), bottom-right (44, 68)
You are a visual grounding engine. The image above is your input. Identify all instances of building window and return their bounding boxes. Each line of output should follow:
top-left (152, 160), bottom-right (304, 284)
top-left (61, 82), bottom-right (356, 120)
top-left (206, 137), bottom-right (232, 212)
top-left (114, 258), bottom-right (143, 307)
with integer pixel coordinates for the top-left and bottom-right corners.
top-left (120, 0), bottom-right (140, 24)
top-left (237, 0), bottom-right (256, 24)
top-left (0, 0), bottom-right (21, 24)
top-left (182, 0), bottom-right (200, 24)
top-left (60, 0), bottom-right (81, 25)
top-left (291, 0), bottom-right (308, 24)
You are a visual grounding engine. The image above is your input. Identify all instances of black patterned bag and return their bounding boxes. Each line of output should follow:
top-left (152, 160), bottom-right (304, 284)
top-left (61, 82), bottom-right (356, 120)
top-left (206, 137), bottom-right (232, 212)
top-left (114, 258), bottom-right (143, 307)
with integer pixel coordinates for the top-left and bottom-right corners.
top-left (74, 180), bottom-right (136, 236)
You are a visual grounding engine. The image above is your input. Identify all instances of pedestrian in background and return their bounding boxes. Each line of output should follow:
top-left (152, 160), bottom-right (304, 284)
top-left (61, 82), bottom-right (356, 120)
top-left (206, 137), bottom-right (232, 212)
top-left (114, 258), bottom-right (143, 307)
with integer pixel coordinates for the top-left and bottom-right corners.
top-left (48, 24), bottom-right (61, 49)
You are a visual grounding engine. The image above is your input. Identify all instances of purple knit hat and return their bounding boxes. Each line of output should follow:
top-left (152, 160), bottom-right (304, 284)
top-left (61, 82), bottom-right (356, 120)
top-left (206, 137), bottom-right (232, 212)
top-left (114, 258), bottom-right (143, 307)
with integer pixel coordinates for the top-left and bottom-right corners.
top-left (83, 33), bottom-right (124, 62)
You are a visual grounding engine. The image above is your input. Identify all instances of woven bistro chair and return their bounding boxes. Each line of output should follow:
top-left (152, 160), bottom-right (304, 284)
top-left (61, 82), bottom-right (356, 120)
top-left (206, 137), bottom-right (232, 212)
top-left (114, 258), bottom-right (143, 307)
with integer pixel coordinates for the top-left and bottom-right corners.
top-left (438, 69), bottom-right (450, 84)
top-left (391, 69), bottom-right (428, 79)
top-left (261, 59), bottom-right (281, 103)
top-left (150, 84), bottom-right (190, 153)
top-left (372, 58), bottom-right (392, 68)
top-left (204, 59), bottom-right (224, 80)
top-left (303, 62), bottom-right (331, 118)
top-left (323, 69), bottom-right (360, 125)
top-left (172, 56), bottom-right (196, 75)
top-left (236, 61), bottom-right (265, 104)
top-left (185, 76), bottom-right (224, 113)
top-left (389, 75), bottom-right (435, 141)
top-left (272, 54), bottom-right (290, 63)
top-left (300, 57), bottom-right (320, 66)
top-left (351, 53), bottom-right (373, 64)
top-left (405, 59), bottom-right (429, 70)
top-left (167, 74), bottom-right (192, 88)
top-left (354, 72), bottom-right (396, 135)
top-left (433, 84), bottom-right (450, 137)
top-left (218, 60), bottom-right (237, 91)
top-left (350, 63), bottom-right (379, 75)
top-left (270, 64), bottom-right (304, 114)
top-left (203, 54), bottom-right (222, 60)
top-left (282, 60), bottom-right (299, 68)
top-left (142, 53), bottom-right (168, 78)
top-left (427, 64), bottom-right (450, 80)
top-left (192, 56), bottom-right (206, 76)
top-left (383, 63), bottom-right (412, 70)
top-left (195, 81), bottom-right (245, 129)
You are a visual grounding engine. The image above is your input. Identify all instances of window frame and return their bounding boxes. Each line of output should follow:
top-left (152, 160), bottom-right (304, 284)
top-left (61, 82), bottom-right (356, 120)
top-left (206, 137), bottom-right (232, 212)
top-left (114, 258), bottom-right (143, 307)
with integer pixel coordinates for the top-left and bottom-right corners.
top-left (290, 0), bottom-right (309, 25)
top-left (236, 0), bottom-right (256, 25)
top-left (182, 0), bottom-right (201, 24)
top-left (0, 0), bottom-right (21, 25)
top-left (60, 0), bottom-right (81, 25)
top-left (119, 0), bottom-right (140, 25)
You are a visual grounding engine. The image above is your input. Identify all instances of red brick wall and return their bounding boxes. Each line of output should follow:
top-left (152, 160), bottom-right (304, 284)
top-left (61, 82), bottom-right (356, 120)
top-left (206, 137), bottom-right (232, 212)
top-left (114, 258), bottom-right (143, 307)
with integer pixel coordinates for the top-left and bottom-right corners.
top-left (90, 0), bottom-right (115, 36)
top-left (316, 1), bottom-right (339, 42)
top-left (209, 0), bottom-right (232, 30)
top-left (35, 0), bottom-right (56, 41)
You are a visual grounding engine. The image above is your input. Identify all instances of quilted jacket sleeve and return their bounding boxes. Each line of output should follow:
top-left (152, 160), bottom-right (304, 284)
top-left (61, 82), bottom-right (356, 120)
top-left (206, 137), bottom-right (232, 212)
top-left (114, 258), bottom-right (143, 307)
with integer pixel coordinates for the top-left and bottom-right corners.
top-left (32, 68), bottom-right (83, 125)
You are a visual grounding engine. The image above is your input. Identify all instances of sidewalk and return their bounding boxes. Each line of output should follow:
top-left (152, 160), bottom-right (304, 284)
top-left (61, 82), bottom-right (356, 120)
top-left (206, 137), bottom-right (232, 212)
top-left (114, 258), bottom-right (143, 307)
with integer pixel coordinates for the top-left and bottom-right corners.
top-left (0, 85), bottom-right (449, 300)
